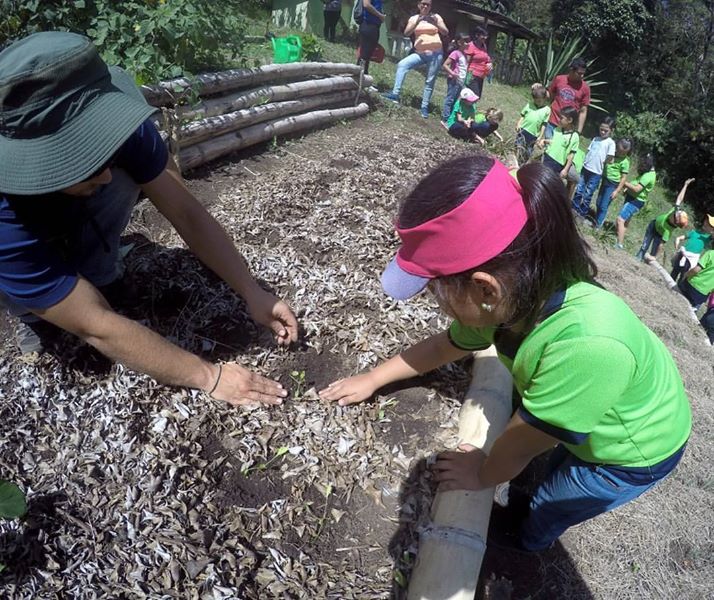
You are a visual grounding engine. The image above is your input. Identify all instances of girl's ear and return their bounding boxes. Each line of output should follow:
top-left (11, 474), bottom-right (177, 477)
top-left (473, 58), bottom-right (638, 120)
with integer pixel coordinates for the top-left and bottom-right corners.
top-left (469, 271), bottom-right (504, 303)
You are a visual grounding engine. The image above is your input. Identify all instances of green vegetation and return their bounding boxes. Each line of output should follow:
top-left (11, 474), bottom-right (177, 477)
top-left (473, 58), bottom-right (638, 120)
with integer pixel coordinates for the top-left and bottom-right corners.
top-left (0, 0), bottom-right (248, 82)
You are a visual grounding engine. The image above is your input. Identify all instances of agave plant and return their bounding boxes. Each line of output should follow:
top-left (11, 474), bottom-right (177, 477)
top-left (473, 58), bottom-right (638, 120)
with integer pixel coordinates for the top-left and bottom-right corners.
top-left (528, 33), bottom-right (609, 113)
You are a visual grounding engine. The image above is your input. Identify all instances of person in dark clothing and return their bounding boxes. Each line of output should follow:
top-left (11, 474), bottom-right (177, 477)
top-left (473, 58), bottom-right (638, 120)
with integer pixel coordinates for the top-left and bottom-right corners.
top-left (357, 0), bottom-right (385, 76)
top-left (322, 0), bottom-right (341, 42)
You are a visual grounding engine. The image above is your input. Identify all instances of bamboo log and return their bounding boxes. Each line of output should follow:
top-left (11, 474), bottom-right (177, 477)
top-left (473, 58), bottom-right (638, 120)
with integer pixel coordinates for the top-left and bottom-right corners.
top-left (179, 103), bottom-right (370, 170)
top-left (408, 346), bottom-right (513, 600)
top-left (177, 90), bottom-right (359, 148)
top-left (178, 75), bottom-right (372, 121)
top-left (140, 62), bottom-right (367, 106)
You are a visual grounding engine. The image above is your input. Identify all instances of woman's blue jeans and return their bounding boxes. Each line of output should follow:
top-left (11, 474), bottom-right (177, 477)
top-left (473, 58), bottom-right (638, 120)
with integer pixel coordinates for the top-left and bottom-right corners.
top-left (571, 168), bottom-right (601, 217)
top-left (442, 77), bottom-right (462, 122)
top-left (637, 219), bottom-right (663, 259)
top-left (595, 178), bottom-right (618, 227)
top-left (521, 446), bottom-right (666, 551)
top-left (391, 51), bottom-right (444, 111)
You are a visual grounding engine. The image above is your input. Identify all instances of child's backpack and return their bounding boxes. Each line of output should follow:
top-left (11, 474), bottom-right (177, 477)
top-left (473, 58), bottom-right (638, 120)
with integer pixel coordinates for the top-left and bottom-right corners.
top-left (352, 0), bottom-right (363, 24)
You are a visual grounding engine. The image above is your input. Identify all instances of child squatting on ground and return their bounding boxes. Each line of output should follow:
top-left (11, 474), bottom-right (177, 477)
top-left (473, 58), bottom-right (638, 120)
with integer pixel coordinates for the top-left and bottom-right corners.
top-left (515, 84), bottom-right (550, 161)
top-left (678, 249), bottom-right (714, 310)
top-left (571, 116), bottom-right (616, 221)
top-left (594, 138), bottom-right (632, 229)
top-left (319, 155), bottom-right (691, 553)
top-left (671, 213), bottom-right (714, 282)
top-left (635, 178), bottom-right (693, 262)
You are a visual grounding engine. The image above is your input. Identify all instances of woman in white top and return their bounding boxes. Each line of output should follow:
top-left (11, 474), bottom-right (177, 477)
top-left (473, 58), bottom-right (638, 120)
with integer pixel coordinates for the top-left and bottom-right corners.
top-left (382, 0), bottom-right (448, 119)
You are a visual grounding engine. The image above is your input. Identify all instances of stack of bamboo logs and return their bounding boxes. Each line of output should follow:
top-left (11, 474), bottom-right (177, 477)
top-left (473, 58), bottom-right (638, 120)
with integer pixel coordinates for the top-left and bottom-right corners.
top-left (140, 62), bottom-right (372, 171)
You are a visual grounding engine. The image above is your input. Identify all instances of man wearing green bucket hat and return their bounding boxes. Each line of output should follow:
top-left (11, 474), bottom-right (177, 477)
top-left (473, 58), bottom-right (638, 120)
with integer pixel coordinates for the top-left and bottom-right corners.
top-left (0, 32), bottom-right (298, 407)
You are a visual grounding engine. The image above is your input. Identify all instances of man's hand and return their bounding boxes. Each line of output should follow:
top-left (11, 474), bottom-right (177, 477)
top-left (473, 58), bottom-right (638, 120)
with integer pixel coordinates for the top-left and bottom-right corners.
top-left (433, 444), bottom-right (488, 491)
top-left (210, 363), bottom-right (287, 406)
top-left (319, 372), bottom-right (378, 406)
top-left (246, 289), bottom-right (299, 346)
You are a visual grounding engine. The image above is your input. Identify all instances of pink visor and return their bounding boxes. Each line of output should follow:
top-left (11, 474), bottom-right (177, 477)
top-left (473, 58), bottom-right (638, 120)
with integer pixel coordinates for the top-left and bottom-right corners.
top-left (381, 160), bottom-right (527, 300)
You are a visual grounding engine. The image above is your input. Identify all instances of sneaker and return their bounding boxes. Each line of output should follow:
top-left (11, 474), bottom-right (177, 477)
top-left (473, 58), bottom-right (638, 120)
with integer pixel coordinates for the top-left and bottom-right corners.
top-left (614, 243), bottom-right (624, 250)
top-left (381, 92), bottom-right (399, 103)
top-left (15, 319), bottom-right (58, 355)
top-left (420, 108), bottom-right (429, 119)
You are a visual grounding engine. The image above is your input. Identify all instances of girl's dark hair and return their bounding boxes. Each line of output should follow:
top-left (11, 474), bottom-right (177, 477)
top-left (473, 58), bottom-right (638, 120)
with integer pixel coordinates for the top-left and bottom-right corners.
top-left (639, 152), bottom-right (655, 172)
top-left (600, 115), bottom-right (616, 129)
top-left (560, 105), bottom-right (579, 124)
top-left (616, 138), bottom-right (632, 153)
top-left (398, 154), bottom-right (597, 326)
top-left (447, 32), bottom-right (471, 53)
top-left (471, 26), bottom-right (488, 47)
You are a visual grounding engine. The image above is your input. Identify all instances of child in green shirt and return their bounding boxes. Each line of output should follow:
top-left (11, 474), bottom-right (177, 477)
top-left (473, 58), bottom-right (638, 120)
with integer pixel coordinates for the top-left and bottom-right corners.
top-left (538, 105), bottom-right (580, 185)
top-left (679, 250), bottom-right (714, 309)
top-left (615, 153), bottom-right (656, 249)
top-left (671, 214), bottom-right (714, 282)
top-left (595, 138), bottom-right (631, 228)
top-left (515, 84), bottom-right (550, 160)
top-left (635, 178), bottom-right (694, 262)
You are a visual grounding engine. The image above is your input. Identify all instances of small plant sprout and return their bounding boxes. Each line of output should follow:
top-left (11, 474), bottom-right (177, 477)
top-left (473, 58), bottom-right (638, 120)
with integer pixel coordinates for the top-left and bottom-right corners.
top-left (0, 480), bottom-right (27, 574)
top-left (377, 396), bottom-right (398, 422)
top-left (290, 370), bottom-right (306, 399)
top-left (241, 446), bottom-right (290, 476)
top-left (313, 483), bottom-right (333, 540)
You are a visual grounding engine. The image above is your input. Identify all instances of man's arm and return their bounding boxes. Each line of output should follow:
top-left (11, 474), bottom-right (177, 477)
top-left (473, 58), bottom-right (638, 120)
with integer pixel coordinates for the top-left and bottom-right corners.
top-left (577, 105), bottom-right (588, 133)
top-left (33, 278), bottom-right (287, 405)
top-left (141, 161), bottom-right (298, 345)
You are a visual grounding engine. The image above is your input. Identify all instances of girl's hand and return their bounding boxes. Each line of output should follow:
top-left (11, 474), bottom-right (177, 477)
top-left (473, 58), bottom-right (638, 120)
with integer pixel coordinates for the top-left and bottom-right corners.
top-left (536, 138), bottom-right (545, 149)
top-left (685, 177), bottom-right (695, 186)
top-left (610, 190), bottom-right (620, 200)
top-left (319, 373), bottom-right (378, 406)
top-left (433, 444), bottom-right (488, 491)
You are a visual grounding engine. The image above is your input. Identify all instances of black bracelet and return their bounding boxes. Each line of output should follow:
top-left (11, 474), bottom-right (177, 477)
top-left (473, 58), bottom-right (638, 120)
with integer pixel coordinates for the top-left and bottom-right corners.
top-left (208, 364), bottom-right (222, 396)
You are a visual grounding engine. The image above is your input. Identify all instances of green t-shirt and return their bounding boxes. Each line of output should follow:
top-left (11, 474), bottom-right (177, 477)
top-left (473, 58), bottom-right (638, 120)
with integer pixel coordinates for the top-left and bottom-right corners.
top-left (605, 156), bottom-right (630, 183)
top-left (447, 99), bottom-right (476, 128)
top-left (689, 250), bottom-right (714, 295)
top-left (629, 169), bottom-right (656, 204)
top-left (545, 128), bottom-right (580, 167)
top-left (520, 102), bottom-right (551, 137)
top-left (448, 282), bottom-right (691, 467)
top-left (654, 209), bottom-right (680, 242)
top-left (572, 148), bottom-right (585, 173)
top-left (683, 229), bottom-right (712, 254)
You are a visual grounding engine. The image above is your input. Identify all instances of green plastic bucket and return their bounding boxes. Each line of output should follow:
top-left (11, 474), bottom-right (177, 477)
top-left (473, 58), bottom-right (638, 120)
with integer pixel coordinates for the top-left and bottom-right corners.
top-left (272, 36), bottom-right (302, 64)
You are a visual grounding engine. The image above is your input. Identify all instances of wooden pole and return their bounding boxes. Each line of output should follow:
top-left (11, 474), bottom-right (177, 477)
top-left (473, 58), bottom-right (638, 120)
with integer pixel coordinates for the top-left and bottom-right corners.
top-left (140, 62), bottom-right (366, 107)
top-left (177, 90), bottom-right (359, 148)
top-left (178, 75), bottom-right (373, 121)
top-left (178, 103), bottom-right (370, 170)
top-left (408, 346), bottom-right (513, 600)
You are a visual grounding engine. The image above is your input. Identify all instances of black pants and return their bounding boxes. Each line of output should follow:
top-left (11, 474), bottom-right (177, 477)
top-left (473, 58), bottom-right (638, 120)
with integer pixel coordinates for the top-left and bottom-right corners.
top-left (358, 22), bottom-right (380, 75)
top-left (701, 307), bottom-right (714, 344)
top-left (670, 254), bottom-right (692, 283)
top-left (323, 10), bottom-right (340, 42)
top-left (467, 75), bottom-right (484, 98)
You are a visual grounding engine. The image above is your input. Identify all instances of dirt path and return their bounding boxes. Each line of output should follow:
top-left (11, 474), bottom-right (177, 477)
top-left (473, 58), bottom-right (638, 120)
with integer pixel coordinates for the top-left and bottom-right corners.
top-left (1, 117), bottom-right (712, 599)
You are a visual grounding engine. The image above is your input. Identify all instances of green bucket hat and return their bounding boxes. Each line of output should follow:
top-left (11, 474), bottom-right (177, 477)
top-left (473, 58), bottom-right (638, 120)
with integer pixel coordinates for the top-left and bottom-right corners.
top-left (0, 31), bottom-right (157, 195)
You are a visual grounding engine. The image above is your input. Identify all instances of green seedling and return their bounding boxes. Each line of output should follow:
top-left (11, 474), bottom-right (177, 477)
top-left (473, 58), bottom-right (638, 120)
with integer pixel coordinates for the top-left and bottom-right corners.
top-left (376, 396), bottom-right (398, 422)
top-left (393, 569), bottom-right (407, 588)
top-left (241, 446), bottom-right (289, 476)
top-left (312, 483), bottom-right (333, 541)
top-left (0, 480), bottom-right (27, 574)
top-left (290, 370), bottom-right (306, 400)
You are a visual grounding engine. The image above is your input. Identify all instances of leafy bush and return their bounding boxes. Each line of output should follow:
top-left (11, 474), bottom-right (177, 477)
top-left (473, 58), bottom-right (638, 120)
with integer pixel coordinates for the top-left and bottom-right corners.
top-left (615, 111), bottom-right (669, 156)
top-left (0, 0), bottom-right (248, 83)
top-left (300, 33), bottom-right (323, 61)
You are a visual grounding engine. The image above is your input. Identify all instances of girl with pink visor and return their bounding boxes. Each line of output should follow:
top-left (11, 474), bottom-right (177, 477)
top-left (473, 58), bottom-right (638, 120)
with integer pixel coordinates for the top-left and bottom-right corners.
top-left (320, 155), bottom-right (690, 552)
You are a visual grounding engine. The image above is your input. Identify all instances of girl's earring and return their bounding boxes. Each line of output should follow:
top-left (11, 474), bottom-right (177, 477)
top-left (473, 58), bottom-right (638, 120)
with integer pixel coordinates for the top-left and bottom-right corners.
top-left (481, 303), bottom-right (493, 312)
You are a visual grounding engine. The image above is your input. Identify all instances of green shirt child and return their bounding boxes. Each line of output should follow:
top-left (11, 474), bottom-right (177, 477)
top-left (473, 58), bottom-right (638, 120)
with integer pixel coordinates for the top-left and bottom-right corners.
top-left (447, 99), bottom-right (476, 129)
top-left (545, 129), bottom-right (580, 168)
top-left (605, 156), bottom-right (630, 184)
top-left (519, 102), bottom-right (551, 137)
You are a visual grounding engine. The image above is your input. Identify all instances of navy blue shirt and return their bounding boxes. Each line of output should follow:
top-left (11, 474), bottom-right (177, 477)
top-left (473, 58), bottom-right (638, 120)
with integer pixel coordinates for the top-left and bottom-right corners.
top-left (362, 0), bottom-right (383, 25)
top-left (0, 120), bottom-right (168, 310)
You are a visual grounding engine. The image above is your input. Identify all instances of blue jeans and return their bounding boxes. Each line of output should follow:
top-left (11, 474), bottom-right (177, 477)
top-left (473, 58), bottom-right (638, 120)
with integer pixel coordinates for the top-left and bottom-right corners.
top-left (0, 169), bottom-right (140, 319)
top-left (571, 168), bottom-right (602, 217)
top-left (595, 178), bottom-right (618, 227)
top-left (618, 197), bottom-right (644, 221)
top-left (442, 77), bottom-right (462, 122)
top-left (637, 219), bottom-right (663, 259)
top-left (392, 51), bottom-right (443, 111)
top-left (521, 446), bottom-right (669, 551)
